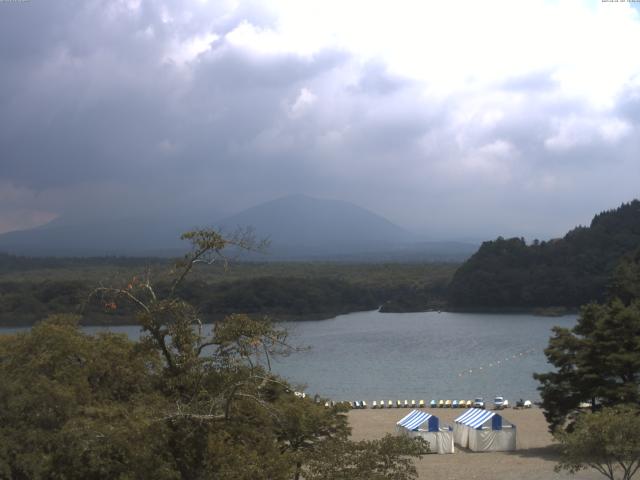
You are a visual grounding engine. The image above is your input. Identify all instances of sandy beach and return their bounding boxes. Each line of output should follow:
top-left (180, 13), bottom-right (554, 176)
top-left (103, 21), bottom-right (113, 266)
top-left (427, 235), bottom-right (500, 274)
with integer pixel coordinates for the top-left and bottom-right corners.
top-left (348, 407), bottom-right (603, 480)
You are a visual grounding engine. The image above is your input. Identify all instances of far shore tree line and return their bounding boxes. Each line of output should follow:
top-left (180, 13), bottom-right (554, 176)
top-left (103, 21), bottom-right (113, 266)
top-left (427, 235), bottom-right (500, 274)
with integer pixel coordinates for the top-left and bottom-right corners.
top-left (0, 253), bottom-right (454, 327)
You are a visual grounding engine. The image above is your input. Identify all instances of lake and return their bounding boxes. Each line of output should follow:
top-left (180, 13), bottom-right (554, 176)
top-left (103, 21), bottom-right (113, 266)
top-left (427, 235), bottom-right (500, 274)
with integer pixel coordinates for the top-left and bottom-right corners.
top-left (0, 310), bottom-right (576, 403)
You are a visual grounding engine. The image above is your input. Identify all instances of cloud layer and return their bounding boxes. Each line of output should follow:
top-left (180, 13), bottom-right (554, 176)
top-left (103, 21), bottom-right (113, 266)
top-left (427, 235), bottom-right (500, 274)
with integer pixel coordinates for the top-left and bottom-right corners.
top-left (1, 0), bottom-right (639, 239)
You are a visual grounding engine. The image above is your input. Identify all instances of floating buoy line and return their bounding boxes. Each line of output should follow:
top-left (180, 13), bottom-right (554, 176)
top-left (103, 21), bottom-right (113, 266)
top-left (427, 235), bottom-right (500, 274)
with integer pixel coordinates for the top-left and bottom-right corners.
top-left (456, 348), bottom-right (537, 378)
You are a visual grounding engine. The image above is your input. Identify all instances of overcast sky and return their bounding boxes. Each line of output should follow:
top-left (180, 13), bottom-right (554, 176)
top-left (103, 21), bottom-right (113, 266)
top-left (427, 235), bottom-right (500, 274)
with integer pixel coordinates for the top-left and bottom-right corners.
top-left (1, 0), bottom-right (639, 240)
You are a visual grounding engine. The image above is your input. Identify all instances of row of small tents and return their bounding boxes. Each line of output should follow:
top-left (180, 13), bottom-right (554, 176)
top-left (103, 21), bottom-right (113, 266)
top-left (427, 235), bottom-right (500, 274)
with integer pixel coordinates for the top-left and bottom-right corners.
top-left (396, 408), bottom-right (516, 454)
top-left (368, 400), bottom-right (474, 409)
top-left (329, 400), bottom-right (490, 409)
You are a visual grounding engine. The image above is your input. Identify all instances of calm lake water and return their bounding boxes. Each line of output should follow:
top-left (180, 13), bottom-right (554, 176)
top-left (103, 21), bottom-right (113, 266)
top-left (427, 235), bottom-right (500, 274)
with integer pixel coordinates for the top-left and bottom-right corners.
top-left (1, 310), bottom-right (576, 403)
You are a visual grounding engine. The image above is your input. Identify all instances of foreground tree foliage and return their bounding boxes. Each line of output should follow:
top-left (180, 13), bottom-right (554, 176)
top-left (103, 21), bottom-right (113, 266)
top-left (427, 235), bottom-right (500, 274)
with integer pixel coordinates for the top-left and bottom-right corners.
top-left (0, 229), bottom-right (428, 479)
top-left (555, 405), bottom-right (640, 480)
top-left (534, 250), bottom-right (640, 432)
top-left (0, 315), bottom-right (172, 479)
top-left (304, 434), bottom-right (429, 480)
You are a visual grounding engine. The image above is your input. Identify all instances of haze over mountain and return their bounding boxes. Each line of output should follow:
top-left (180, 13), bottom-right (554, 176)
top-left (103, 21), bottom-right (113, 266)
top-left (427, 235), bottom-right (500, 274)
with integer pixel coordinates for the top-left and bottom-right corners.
top-left (0, 194), bottom-right (477, 260)
top-left (218, 194), bottom-right (413, 254)
top-left (0, 214), bottom-right (212, 257)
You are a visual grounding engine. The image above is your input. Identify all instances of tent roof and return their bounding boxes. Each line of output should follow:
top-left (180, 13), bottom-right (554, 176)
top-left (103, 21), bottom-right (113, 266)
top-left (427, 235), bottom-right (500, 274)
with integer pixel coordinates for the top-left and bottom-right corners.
top-left (397, 410), bottom-right (434, 431)
top-left (454, 408), bottom-right (498, 429)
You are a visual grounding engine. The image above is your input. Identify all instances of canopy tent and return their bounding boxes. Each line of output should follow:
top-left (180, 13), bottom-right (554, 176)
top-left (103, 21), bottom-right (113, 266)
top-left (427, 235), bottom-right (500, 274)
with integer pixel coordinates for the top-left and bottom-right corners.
top-left (453, 408), bottom-right (516, 452)
top-left (396, 410), bottom-right (454, 454)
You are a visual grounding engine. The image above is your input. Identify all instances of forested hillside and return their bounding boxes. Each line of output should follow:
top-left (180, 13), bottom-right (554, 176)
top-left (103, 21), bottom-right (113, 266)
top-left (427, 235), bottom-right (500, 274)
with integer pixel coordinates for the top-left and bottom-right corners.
top-left (448, 200), bottom-right (640, 309)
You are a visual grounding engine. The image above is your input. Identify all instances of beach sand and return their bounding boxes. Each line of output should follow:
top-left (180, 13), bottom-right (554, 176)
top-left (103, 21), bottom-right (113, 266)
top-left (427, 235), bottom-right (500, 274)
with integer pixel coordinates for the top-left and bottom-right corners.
top-left (348, 407), bottom-right (602, 480)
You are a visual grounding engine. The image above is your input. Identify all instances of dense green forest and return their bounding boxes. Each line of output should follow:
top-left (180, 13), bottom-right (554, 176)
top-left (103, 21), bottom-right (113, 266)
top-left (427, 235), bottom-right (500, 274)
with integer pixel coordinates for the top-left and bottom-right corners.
top-left (0, 257), bottom-right (456, 326)
top-left (448, 200), bottom-right (640, 310)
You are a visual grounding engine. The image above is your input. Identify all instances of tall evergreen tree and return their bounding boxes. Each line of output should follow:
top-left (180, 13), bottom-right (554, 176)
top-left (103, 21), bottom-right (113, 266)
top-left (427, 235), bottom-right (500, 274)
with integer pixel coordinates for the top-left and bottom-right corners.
top-left (535, 249), bottom-right (640, 432)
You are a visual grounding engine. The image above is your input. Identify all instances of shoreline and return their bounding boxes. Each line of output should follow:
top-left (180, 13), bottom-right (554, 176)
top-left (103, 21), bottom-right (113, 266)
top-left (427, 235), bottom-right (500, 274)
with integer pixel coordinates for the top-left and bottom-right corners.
top-left (0, 305), bottom-right (579, 328)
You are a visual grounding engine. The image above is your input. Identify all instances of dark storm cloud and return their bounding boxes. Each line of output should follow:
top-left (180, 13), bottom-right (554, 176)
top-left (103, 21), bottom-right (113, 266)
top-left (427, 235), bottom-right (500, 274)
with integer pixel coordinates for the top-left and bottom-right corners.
top-left (0, 1), bottom-right (639, 238)
top-left (0, 2), bottom-right (347, 197)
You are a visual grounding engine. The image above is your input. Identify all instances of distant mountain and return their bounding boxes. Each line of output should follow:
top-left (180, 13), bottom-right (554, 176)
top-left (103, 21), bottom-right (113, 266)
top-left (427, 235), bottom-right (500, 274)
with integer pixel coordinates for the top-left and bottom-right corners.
top-left (447, 200), bottom-right (640, 309)
top-left (217, 194), bottom-right (415, 257)
top-left (0, 194), bottom-right (476, 261)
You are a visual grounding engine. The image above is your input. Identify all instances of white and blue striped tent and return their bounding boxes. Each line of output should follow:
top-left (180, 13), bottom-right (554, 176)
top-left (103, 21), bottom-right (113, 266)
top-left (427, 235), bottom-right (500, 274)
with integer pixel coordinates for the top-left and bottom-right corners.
top-left (397, 410), bottom-right (439, 432)
top-left (396, 410), bottom-right (454, 454)
top-left (454, 408), bottom-right (516, 452)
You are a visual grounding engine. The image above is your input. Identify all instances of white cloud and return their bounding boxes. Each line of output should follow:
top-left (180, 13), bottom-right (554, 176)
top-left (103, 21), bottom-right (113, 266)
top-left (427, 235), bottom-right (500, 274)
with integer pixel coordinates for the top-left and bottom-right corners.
top-left (600, 118), bottom-right (632, 143)
top-left (225, 21), bottom-right (292, 55)
top-left (545, 115), bottom-right (632, 151)
top-left (253, 0), bottom-right (640, 107)
top-left (163, 32), bottom-right (219, 65)
top-left (105, 0), bottom-right (143, 19)
top-left (289, 87), bottom-right (317, 117)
